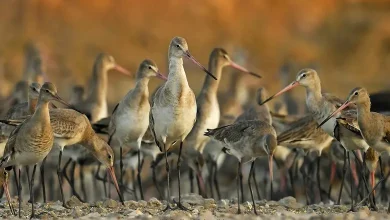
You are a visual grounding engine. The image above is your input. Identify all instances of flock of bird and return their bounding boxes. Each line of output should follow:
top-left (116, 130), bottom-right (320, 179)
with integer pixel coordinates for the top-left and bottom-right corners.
top-left (0, 36), bottom-right (389, 218)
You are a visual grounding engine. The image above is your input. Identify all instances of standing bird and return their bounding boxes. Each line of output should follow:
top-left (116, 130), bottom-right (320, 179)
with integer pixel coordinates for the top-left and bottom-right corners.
top-left (108, 59), bottom-right (167, 200)
top-left (149, 37), bottom-right (217, 210)
top-left (182, 48), bottom-right (260, 197)
top-left (72, 53), bottom-right (131, 123)
top-left (0, 82), bottom-right (68, 218)
top-left (205, 120), bottom-right (277, 215)
top-left (261, 69), bottom-right (372, 210)
top-left (69, 85), bottom-right (85, 106)
top-left (319, 87), bottom-right (390, 206)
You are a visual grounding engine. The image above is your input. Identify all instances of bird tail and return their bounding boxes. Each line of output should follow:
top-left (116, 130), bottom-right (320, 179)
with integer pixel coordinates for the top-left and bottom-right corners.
top-left (0, 119), bottom-right (23, 126)
top-left (204, 124), bottom-right (231, 137)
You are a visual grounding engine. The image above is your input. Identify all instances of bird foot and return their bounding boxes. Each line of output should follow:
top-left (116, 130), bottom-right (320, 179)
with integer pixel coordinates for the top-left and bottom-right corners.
top-left (369, 204), bottom-right (379, 211)
top-left (174, 201), bottom-right (191, 211)
top-left (348, 206), bottom-right (357, 212)
top-left (161, 203), bottom-right (175, 212)
top-left (62, 203), bottom-right (71, 209)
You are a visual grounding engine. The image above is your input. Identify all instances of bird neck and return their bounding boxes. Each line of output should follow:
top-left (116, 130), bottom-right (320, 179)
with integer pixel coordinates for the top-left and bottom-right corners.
top-left (200, 58), bottom-right (223, 98)
top-left (305, 80), bottom-right (322, 106)
top-left (168, 57), bottom-right (189, 87)
top-left (88, 62), bottom-right (108, 105)
top-left (28, 97), bottom-right (38, 114)
top-left (124, 77), bottom-right (150, 104)
top-left (34, 98), bottom-right (50, 121)
top-left (357, 99), bottom-right (372, 123)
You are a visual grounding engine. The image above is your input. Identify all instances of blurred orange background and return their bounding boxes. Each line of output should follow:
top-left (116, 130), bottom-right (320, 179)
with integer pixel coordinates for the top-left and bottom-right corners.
top-left (0, 0), bottom-right (390, 110)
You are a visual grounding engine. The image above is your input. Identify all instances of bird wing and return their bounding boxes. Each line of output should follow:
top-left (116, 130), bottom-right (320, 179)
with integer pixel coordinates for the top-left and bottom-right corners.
top-left (383, 115), bottom-right (390, 143)
top-left (49, 109), bottom-right (88, 139)
top-left (277, 115), bottom-right (323, 144)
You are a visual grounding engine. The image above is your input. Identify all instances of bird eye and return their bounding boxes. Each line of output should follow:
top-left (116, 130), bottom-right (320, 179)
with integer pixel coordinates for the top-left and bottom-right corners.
top-left (148, 66), bottom-right (152, 70)
top-left (176, 44), bottom-right (180, 48)
top-left (301, 74), bottom-right (306, 78)
top-left (108, 155), bottom-right (112, 159)
top-left (354, 92), bottom-right (358, 96)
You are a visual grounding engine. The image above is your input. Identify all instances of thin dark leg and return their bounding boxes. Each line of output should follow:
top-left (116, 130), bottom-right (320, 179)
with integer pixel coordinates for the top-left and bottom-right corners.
top-left (239, 164), bottom-right (245, 203)
top-left (251, 163), bottom-right (261, 200)
top-left (174, 141), bottom-right (189, 210)
top-left (208, 163), bottom-right (214, 198)
top-left (337, 148), bottom-right (347, 205)
top-left (237, 161), bottom-right (241, 214)
top-left (30, 165), bottom-right (37, 219)
top-left (328, 162), bottom-right (336, 202)
top-left (162, 143), bottom-right (172, 211)
top-left (137, 150), bottom-right (144, 200)
top-left (248, 161), bottom-right (258, 215)
top-left (25, 166), bottom-right (30, 202)
top-left (348, 152), bottom-right (357, 212)
top-left (13, 168), bottom-right (19, 201)
top-left (57, 150), bottom-right (68, 208)
top-left (80, 164), bottom-right (87, 201)
top-left (317, 156), bottom-right (322, 202)
top-left (152, 162), bottom-right (163, 199)
top-left (62, 160), bottom-right (85, 203)
top-left (289, 153), bottom-right (298, 197)
top-left (352, 150), bottom-right (374, 208)
top-left (189, 169), bottom-right (194, 194)
top-left (40, 157), bottom-right (47, 203)
top-left (120, 146), bottom-right (123, 194)
top-left (213, 161), bottom-right (222, 200)
top-left (18, 168), bottom-right (21, 218)
top-left (131, 169), bottom-right (137, 200)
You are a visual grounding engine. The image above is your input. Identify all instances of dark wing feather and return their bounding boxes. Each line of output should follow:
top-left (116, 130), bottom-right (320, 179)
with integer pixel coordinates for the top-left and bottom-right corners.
top-left (277, 115), bottom-right (320, 144)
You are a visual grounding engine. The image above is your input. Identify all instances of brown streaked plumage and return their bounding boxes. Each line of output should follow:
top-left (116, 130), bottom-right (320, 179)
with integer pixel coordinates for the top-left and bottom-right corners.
top-left (72, 53), bottom-right (131, 123)
top-left (0, 82), bottom-right (68, 218)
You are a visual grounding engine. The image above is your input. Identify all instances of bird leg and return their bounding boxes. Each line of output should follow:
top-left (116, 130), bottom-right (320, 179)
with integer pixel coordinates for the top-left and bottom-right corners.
top-left (131, 169), bottom-right (138, 200)
top-left (18, 168), bottom-right (21, 218)
top-left (239, 164), bottom-right (245, 203)
top-left (25, 166), bottom-right (31, 203)
top-left (137, 150), bottom-right (145, 200)
top-left (119, 146), bottom-right (124, 194)
top-left (40, 157), bottom-right (47, 203)
top-left (3, 179), bottom-right (16, 216)
top-left (57, 150), bottom-right (70, 208)
top-left (79, 164), bottom-right (87, 202)
top-left (189, 169), bottom-right (195, 194)
top-left (207, 162), bottom-right (214, 198)
top-left (348, 152), bottom-right (357, 212)
top-left (30, 165), bottom-right (37, 219)
top-left (213, 160), bottom-right (222, 200)
top-left (63, 159), bottom-right (85, 203)
top-left (248, 161), bottom-right (258, 215)
top-left (237, 161), bottom-right (242, 214)
top-left (316, 156), bottom-right (322, 202)
top-left (151, 160), bottom-right (163, 200)
top-left (162, 143), bottom-right (174, 211)
top-left (337, 148), bottom-right (347, 205)
top-left (328, 161), bottom-right (336, 201)
top-left (173, 141), bottom-right (190, 211)
top-left (252, 161), bottom-right (262, 200)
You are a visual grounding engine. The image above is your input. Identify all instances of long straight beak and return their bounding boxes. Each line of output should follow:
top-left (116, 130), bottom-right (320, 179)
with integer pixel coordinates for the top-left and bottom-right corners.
top-left (317, 101), bottom-right (351, 128)
top-left (260, 81), bottom-right (300, 105)
top-left (230, 61), bottom-right (261, 78)
top-left (113, 64), bottom-right (131, 76)
top-left (156, 71), bottom-right (168, 81)
top-left (268, 153), bottom-right (274, 199)
top-left (107, 166), bottom-right (125, 205)
top-left (3, 182), bottom-right (15, 216)
top-left (53, 94), bottom-right (71, 108)
top-left (185, 51), bottom-right (217, 80)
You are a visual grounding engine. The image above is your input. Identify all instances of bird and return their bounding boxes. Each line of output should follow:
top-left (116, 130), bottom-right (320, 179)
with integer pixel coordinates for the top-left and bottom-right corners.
top-left (277, 114), bottom-right (333, 203)
top-left (72, 53), bottom-right (131, 123)
top-left (69, 85), bottom-right (85, 106)
top-left (108, 59), bottom-right (166, 200)
top-left (149, 36), bottom-right (217, 211)
top-left (261, 69), bottom-right (372, 210)
top-left (181, 48), bottom-right (260, 198)
top-left (319, 87), bottom-right (390, 207)
top-left (0, 81), bottom-right (29, 116)
top-left (0, 82), bottom-right (68, 218)
top-left (205, 120), bottom-right (277, 215)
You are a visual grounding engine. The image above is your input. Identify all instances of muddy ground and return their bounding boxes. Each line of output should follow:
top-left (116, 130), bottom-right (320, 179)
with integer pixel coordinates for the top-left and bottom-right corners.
top-left (1, 194), bottom-right (389, 219)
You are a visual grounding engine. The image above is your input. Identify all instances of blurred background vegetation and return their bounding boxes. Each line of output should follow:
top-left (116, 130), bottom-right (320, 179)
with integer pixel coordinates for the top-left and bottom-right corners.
top-left (0, 0), bottom-right (390, 111)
